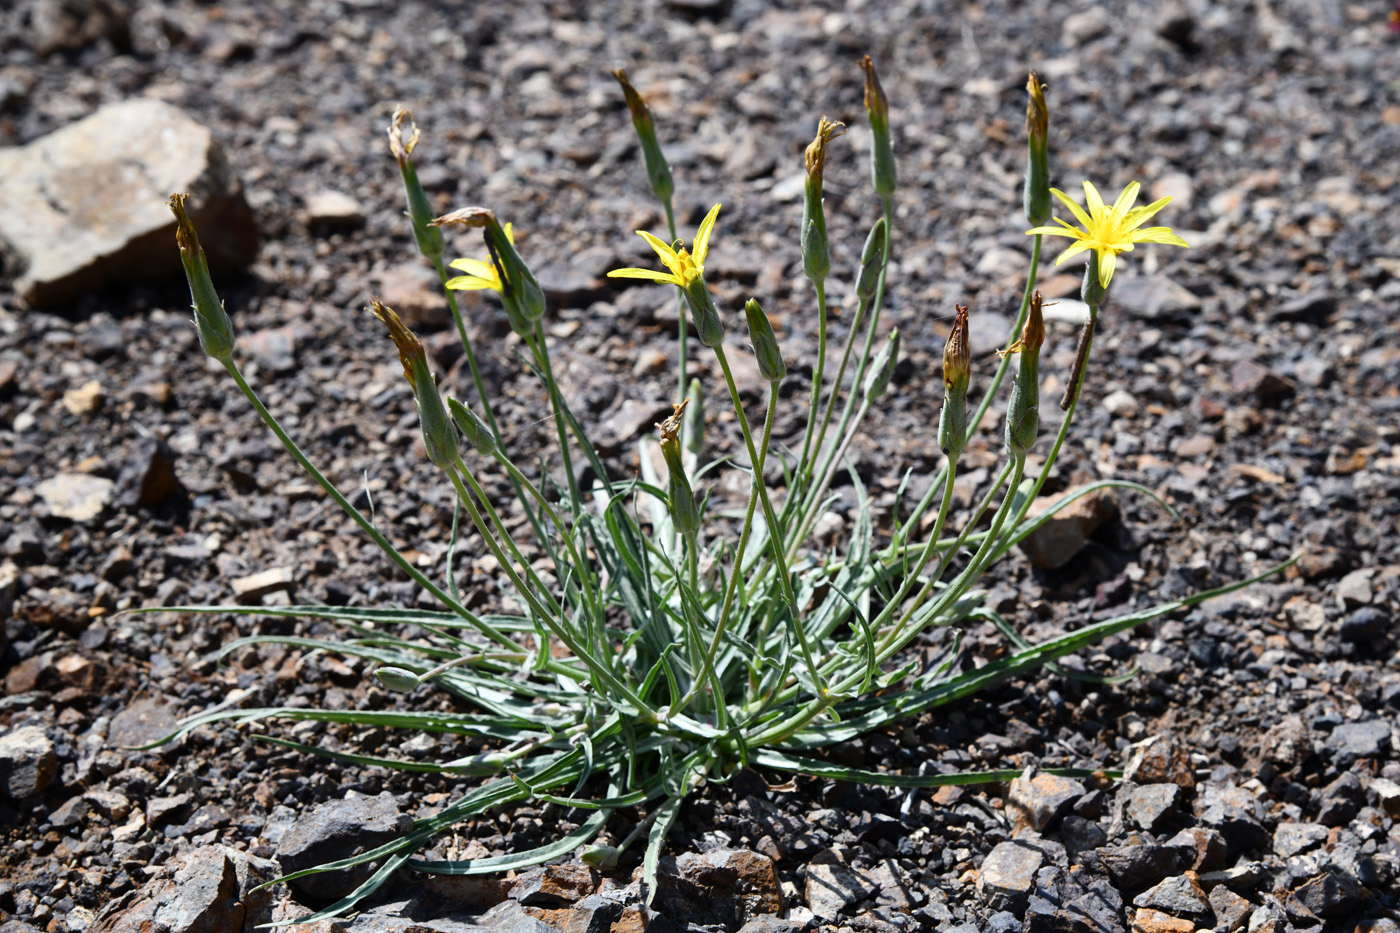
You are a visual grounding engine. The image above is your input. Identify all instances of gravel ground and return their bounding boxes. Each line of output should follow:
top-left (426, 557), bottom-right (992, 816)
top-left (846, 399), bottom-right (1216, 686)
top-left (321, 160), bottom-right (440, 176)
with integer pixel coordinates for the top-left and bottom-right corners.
top-left (1, 1), bottom-right (1399, 932)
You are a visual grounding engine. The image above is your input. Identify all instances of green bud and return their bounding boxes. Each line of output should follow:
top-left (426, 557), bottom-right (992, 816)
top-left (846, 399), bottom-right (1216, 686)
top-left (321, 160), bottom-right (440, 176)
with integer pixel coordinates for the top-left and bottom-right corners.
top-left (744, 298), bottom-right (786, 383)
top-left (388, 107), bottom-right (445, 262)
top-left (863, 328), bottom-right (900, 400)
top-left (371, 299), bottom-right (460, 468)
top-left (1023, 73), bottom-right (1051, 227)
top-left (801, 117), bottom-right (845, 283)
top-left (447, 397), bottom-right (497, 455)
top-left (657, 401), bottom-right (700, 535)
top-left (682, 277), bottom-right (724, 348)
top-left (860, 56), bottom-right (897, 198)
top-left (168, 194), bottom-right (235, 361)
top-left (856, 216), bottom-right (888, 303)
top-left (612, 69), bottom-right (675, 206)
top-left (938, 305), bottom-right (971, 457)
top-left (375, 666), bottom-right (421, 692)
top-left (1004, 291), bottom-right (1045, 457)
top-left (684, 378), bottom-right (705, 456)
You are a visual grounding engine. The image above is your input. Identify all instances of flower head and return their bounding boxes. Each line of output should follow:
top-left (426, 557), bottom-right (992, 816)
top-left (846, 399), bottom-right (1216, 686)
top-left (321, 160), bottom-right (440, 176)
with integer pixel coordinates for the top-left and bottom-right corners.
top-left (608, 204), bottom-right (721, 288)
top-left (1027, 181), bottom-right (1189, 290)
top-left (445, 223), bottom-right (515, 293)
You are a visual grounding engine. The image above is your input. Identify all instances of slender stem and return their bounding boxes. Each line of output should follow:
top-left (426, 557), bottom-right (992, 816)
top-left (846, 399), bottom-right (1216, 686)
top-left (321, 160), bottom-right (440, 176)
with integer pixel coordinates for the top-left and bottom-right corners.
top-left (222, 359), bottom-right (516, 650)
top-left (527, 323), bottom-right (583, 517)
top-left (794, 277), bottom-right (829, 493)
top-left (662, 201), bottom-right (688, 411)
top-left (803, 292), bottom-right (870, 503)
top-left (431, 255), bottom-right (502, 437)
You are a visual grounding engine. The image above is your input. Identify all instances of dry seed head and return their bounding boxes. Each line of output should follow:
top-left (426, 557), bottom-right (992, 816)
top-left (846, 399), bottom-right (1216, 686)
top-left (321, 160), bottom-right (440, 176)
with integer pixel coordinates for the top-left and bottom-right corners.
top-left (168, 192), bottom-right (200, 257)
top-left (388, 105), bottom-right (420, 165)
top-left (859, 55), bottom-right (888, 121)
top-left (804, 117), bottom-right (847, 178)
top-left (1026, 72), bottom-right (1048, 146)
top-left (370, 298), bottom-right (426, 392)
top-left (656, 398), bottom-right (689, 449)
top-left (611, 68), bottom-right (652, 125)
top-left (431, 206), bottom-right (495, 229)
top-left (943, 304), bottom-right (971, 389)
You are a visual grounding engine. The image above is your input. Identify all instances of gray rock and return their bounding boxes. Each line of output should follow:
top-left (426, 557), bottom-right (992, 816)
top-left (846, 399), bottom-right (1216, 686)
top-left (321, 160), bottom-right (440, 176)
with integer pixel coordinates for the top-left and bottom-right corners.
top-left (651, 848), bottom-right (782, 929)
top-left (1229, 360), bottom-right (1295, 408)
top-left (0, 725), bottom-right (58, 799)
top-left (1269, 292), bottom-right (1335, 324)
top-left (1325, 719), bottom-right (1390, 765)
top-left (1007, 768), bottom-right (1085, 832)
top-left (275, 791), bottom-right (413, 904)
top-left (476, 900), bottom-right (561, 933)
top-left (1123, 733), bottom-right (1195, 790)
top-left (117, 436), bottom-right (182, 509)
top-left (303, 190), bottom-right (365, 228)
top-left (564, 894), bottom-right (622, 933)
top-left (1368, 776), bottom-right (1400, 816)
top-left (1272, 822), bottom-right (1329, 859)
top-left (1096, 845), bottom-right (1187, 891)
top-left (1286, 871), bottom-right (1361, 920)
top-left (1207, 885), bottom-right (1251, 932)
top-left (509, 863), bottom-right (596, 906)
top-left (1024, 866), bottom-right (1124, 933)
top-left (805, 852), bottom-right (878, 919)
top-left (1131, 873), bottom-right (1211, 922)
top-left (1195, 784), bottom-right (1269, 856)
top-left (1163, 828), bottom-right (1228, 873)
top-left (1125, 784), bottom-right (1182, 832)
top-left (1111, 274), bottom-right (1202, 322)
top-left (88, 845), bottom-right (275, 933)
top-left (0, 99), bottom-right (257, 308)
top-left (1018, 487), bottom-right (1118, 570)
top-left (1335, 568), bottom-right (1373, 608)
top-left (979, 840), bottom-right (1044, 913)
top-left (1315, 771), bottom-right (1363, 826)
top-left (1197, 862), bottom-right (1267, 894)
top-left (27, 0), bottom-right (131, 56)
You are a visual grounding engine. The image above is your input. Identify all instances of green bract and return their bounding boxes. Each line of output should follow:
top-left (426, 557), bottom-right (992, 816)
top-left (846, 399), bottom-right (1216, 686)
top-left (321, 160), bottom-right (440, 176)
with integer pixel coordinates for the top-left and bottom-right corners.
top-left (153, 64), bottom-right (1292, 926)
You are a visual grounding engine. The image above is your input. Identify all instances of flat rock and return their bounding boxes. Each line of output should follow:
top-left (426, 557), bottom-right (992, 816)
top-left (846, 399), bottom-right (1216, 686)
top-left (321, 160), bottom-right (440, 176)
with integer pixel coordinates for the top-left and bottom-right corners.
top-left (1123, 733), bottom-right (1195, 790)
top-left (231, 567), bottom-right (296, 603)
top-left (509, 863), bottom-right (596, 906)
top-left (804, 853), bottom-right (878, 919)
top-left (1111, 274), bottom-right (1202, 322)
top-left (1097, 844), bottom-right (1187, 891)
top-left (304, 190), bottom-right (365, 227)
top-left (1007, 768), bottom-right (1085, 832)
top-left (1132, 872), bottom-right (1210, 922)
top-left (1024, 866), bottom-right (1124, 933)
top-left (275, 791), bottom-right (412, 904)
top-left (1324, 719), bottom-right (1390, 765)
top-left (1018, 486), bottom-right (1118, 570)
top-left (979, 840), bottom-right (1044, 913)
top-left (1125, 783), bottom-right (1182, 832)
top-left (89, 845), bottom-right (275, 933)
top-left (1129, 908), bottom-right (1193, 933)
top-left (0, 725), bottom-right (58, 799)
top-left (1272, 821), bottom-right (1329, 858)
top-left (0, 99), bottom-right (257, 308)
top-left (36, 472), bottom-right (116, 521)
top-left (1207, 885), bottom-right (1251, 933)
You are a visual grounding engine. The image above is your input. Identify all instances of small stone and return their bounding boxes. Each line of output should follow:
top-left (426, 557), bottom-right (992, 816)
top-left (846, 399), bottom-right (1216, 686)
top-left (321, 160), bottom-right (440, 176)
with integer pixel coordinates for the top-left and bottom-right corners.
top-left (804, 852), bottom-right (878, 919)
top-left (979, 840), bottom-right (1044, 913)
top-left (1269, 292), bottom-right (1335, 324)
top-left (1164, 828), bottom-right (1228, 873)
top-left (594, 399), bottom-right (672, 456)
top-left (1102, 389), bottom-right (1140, 417)
top-left (231, 567), bottom-right (296, 603)
top-left (242, 327), bottom-right (298, 375)
top-left (1272, 822), bottom-right (1329, 858)
top-left (1195, 784), bottom-right (1268, 856)
top-left (1132, 873), bottom-right (1211, 923)
top-left (1229, 360), bottom-right (1295, 407)
top-left (275, 791), bottom-right (413, 904)
top-left (27, 0), bottom-right (131, 55)
top-left (1007, 768), bottom-right (1085, 832)
top-left (1097, 845), bottom-right (1187, 890)
top-left (1287, 871), bottom-right (1361, 919)
top-left (511, 863), bottom-right (597, 906)
top-left (1175, 434), bottom-right (1215, 458)
top-left (62, 380), bottom-right (103, 416)
top-left (1111, 275), bottom-right (1202, 322)
top-left (1207, 885), bottom-right (1251, 932)
top-left (1018, 487), bottom-right (1118, 570)
top-left (1062, 6), bottom-right (1110, 45)
top-left (1316, 772), bottom-right (1364, 827)
top-left (377, 262), bottom-right (445, 328)
top-left (108, 697), bottom-right (179, 748)
top-left (564, 893), bottom-right (621, 933)
top-left (1126, 783), bottom-right (1182, 831)
top-left (1324, 719), bottom-right (1390, 765)
top-left (36, 472), bottom-right (116, 521)
top-left (1367, 776), bottom-right (1400, 817)
top-left (0, 725), bottom-right (58, 799)
top-left (1334, 569), bottom-right (1373, 608)
top-left (117, 436), bottom-right (182, 509)
top-left (303, 190), bottom-right (365, 227)
top-left (0, 99), bottom-right (257, 308)
top-left (87, 845), bottom-right (276, 933)
top-left (1196, 862), bottom-right (1267, 894)
top-left (1130, 908), bottom-right (1194, 933)
top-left (1124, 733), bottom-right (1195, 790)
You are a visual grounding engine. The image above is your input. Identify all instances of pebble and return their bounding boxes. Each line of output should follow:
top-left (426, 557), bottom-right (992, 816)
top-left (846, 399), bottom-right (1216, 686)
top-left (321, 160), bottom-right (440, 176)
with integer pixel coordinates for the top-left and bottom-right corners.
top-left (1315, 771), bottom-right (1364, 826)
top-left (1007, 768), bottom-right (1085, 832)
top-left (275, 791), bottom-right (413, 903)
top-left (88, 845), bottom-right (276, 933)
top-left (1109, 275), bottom-right (1201, 322)
top-left (1024, 866), bottom-right (1123, 933)
top-left (304, 190), bottom-right (366, 227)
top-left (510, 863), bottom-right (596, 906)
top-left (242, 326), bottom-right (299, 375)
top-left (1287, 871), bottom-right (1361, 920)
top-left (979, 840), bottom-right (1044, 913)
top-left (1367, 776), bottom-right (1400, 817)
top-left (1102, 389), bottom-right (1140, 417)
top-left (1097, 844), bottom-right (1187, 890)
top-left (36, 472), bottom-right (116, 521)
top-left (0, 725), bottom-right (58, 799)
top-left (1125, 783), bottom-right (1182, 832)
top-left (1123, 733), bottom-right (1195, 790)
top-left (1272, 821), bottom-right (1329, 859)
top-left (1130, 907), bottom-right (1194, 933)
top-left (1334, 568), bottom-right (1373, 608)
top-left (804, 851), bottom-right (878, 919)
top-left (1229, 360), bottom-right (1296, 408)
top-left (0, 99), bottom-right (257, 308)
top-left (62, 380), bottom-right (103, 416)
top-left (1324, 719), bottom-right (1390, 765)
top-left (231, 567), bottom-right (296, 603)
top-left (1207, 885), bottom-right (1251, 933)
top-left (1017, 486), bottom-right (1118, 570)
top-left (1132, 872), bottom-right (1211, 923)
top-left (116, 436), bottom-right (182, 509)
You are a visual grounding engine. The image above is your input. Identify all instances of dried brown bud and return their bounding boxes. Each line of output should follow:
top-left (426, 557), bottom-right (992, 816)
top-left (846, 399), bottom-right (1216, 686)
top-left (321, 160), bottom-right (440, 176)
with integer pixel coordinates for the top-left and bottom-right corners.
top-left (370, 298), bottom-right (426, 392)
top-left (859, 55), bottom-right (888, 122)
top-left (430, 206), bottom-right (495, 229)
top-left (804, 116), bottom-right (846, 178)
top-left (1026, 72), bottom-right (1048, 147)
top-left (388, 105), bottom-right (420, 166)
top-left (611, 68), bottom-right (652, 126)
top-left (943, 304), bottom-right (971, 390)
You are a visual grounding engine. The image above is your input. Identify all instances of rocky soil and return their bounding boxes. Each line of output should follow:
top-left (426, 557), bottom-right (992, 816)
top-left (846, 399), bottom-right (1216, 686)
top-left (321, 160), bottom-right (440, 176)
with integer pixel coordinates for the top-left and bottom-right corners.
top-left (1, 1), bottom-right (1399, 932)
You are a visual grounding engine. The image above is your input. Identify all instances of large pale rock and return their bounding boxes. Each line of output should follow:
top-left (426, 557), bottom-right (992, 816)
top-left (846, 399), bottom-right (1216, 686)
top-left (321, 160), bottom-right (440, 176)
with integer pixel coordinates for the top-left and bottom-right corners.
top-left (0, 99), bottom-right (257, 308)
top-left (89, 845), bottom-right (276, 933)
top-left (1018, 486), bottom-right (1118, 570)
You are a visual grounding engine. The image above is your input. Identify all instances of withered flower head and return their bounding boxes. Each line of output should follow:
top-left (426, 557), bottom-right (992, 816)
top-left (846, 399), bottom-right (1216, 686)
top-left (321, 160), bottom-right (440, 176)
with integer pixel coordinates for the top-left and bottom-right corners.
top-left (388, 105), bottom-right (420, 166)
top-left (611, 68), bottom-right (652, 125)
top-left (657, 398), bottom-right (689, 450)
top-left (430, 206), bottom-right (496, 229)
top-left (1026, 72), bottom-right (1048, 146)
top-left (859, 55), bottom-right (889, 121)
top-left (370, 298), bottom-right (426, 392)
top-left (804, 116), bottom-right (847, 178)
top-left (943, 304), bottom-right (971, 389)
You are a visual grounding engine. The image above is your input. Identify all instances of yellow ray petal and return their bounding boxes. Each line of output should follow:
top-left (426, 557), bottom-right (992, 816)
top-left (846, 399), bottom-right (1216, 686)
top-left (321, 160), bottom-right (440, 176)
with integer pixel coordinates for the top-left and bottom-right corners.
top-left (448, 257), bottom-right (498, 279)
top-left (445, 275), bottom-right (494, 291)
top-left (636, 230), bottom-right (686, 279)
top-left (693, 203), bottom-right (721, 267)
top-left (608, 267), bottom-right (682, 284)
top-left (1051, 188), bottom-right (1093, 230)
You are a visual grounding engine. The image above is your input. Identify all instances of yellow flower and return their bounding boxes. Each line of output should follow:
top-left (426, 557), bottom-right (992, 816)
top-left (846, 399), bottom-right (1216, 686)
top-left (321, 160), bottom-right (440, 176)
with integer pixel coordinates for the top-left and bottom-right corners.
top-left (608, 204), bottom-right (721, 288)
top-left (1027, 181), bottom-right (1188, 290)
top-left (444, 223), bottom-right (515, 292)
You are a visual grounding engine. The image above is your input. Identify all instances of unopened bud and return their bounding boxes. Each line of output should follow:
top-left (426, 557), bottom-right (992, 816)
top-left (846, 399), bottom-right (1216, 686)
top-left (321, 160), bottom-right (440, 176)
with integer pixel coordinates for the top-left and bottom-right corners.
top-left (168, 194), bottom-right (236, 361)
top-left (388, 107), bottom-right (445, 261)
top-left (1023, 73), bottom-right (1051, 227)
top-left (859, 56), bottom-right (897, 197)
top-left (612, 68), bottom-right (675, 206)
top-left (863, 328), bottom-right (900, 400)
top-left (801, 117), bottom-right (846, 283)
top-left (371, 299), bottom-right (459, 468)
top-left (448, 397), bottom-right (497, 455)
top-left (856, 216), bottom-right (888, 303)
top-left (657, 401), bottom-right (700, 535)
top-left (744, 298), bottom-right (786, 382)
top-left (682, 278), bottom-right (724, 348)
top-left (1004, 291), bottom-right (1045, 457)
top-left (938, 305), bottom-right (971, 457)
top-left (375, 666), bottom-right (421, 692)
